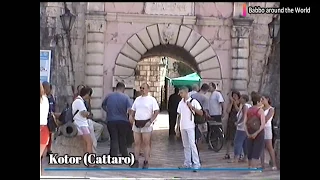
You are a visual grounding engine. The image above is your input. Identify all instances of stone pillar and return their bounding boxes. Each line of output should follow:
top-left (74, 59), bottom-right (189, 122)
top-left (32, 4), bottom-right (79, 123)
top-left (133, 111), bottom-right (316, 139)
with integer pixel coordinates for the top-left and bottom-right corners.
top-left (231, 17), bottom-right (253, 94)
top-left (85, 3), bottom-right (106, 120)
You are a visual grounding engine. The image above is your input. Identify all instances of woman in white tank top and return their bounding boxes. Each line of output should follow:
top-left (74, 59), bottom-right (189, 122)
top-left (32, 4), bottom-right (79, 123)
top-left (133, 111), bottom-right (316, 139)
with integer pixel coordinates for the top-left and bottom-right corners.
top-left (261, 95), bottom-right (277, 170)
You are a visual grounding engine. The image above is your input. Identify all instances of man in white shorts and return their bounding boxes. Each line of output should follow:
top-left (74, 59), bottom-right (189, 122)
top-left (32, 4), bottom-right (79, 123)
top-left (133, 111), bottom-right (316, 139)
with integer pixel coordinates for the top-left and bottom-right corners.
top-left (130, 83), bottom-right (159, 169)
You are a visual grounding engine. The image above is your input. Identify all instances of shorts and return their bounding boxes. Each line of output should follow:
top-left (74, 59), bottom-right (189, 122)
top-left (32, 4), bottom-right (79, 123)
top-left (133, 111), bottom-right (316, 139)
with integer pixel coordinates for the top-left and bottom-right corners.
top-left (132, 125), bottom-right (153, 133)
top-left (77, 126), bottom-right (91, 135)
top-left (40, 125), bottom-right (50, 145)
top-left (264, 126), bottom-right (273, 140)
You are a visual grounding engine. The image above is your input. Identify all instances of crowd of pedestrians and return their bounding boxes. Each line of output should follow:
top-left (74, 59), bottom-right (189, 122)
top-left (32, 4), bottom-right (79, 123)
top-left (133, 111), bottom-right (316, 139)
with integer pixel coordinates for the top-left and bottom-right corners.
top-left (40, 79), bottom-right (278, 174)
top-left (223, 91), bottom-right (278, 170)
top-left (168, 83), bottom-right (278, 171)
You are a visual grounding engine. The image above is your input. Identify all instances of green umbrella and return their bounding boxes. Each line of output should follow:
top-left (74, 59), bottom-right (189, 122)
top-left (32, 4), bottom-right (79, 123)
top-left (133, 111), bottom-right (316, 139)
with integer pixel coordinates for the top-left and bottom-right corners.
top-left (170, 73), bottom-right (202, 87)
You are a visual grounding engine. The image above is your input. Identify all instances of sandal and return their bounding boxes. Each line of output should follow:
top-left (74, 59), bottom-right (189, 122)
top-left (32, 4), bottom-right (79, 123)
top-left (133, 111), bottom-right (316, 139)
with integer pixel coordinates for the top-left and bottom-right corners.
top-left (271, 166), bottom-right (277, 171)
top-left (223, 154), bottom-right (230, 160)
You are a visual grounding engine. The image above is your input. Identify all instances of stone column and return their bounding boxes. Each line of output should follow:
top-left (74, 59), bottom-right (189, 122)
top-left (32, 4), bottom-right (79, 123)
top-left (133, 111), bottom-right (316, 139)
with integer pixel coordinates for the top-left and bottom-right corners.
top-left (85, 4), bottom-right (106, 120)
top-left (231, 17), bottom-right (253, 95)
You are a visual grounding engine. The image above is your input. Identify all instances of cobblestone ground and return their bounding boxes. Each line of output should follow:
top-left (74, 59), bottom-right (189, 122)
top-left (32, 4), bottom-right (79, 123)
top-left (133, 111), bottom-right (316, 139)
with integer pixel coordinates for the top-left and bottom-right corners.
top-left (42, 114), bottom-right (280, 179)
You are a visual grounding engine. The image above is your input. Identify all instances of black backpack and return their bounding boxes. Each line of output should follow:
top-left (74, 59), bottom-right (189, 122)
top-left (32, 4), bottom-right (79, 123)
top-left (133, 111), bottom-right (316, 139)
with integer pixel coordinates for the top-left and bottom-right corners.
top-left (189, 98), bottom-right (206, 124)
top-left (47, 112), bottom-right (58, 133)
top-left (58, 104), bottom-right (79, 125)
top-left (46, 97), bottom-right (59, 133)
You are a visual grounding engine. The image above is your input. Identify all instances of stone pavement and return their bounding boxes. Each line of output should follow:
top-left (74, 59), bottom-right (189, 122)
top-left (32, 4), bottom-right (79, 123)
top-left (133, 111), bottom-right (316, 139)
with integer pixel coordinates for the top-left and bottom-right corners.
top-left (42, 113), bottom-right (280, 179)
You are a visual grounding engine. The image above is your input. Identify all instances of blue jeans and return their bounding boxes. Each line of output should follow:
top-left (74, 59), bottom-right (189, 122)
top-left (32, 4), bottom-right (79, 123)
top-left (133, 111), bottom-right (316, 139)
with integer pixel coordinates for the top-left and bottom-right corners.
top-left (234, 130), bottom-right (247, 157)
top-left (181, 128), bottom-right (201, 168)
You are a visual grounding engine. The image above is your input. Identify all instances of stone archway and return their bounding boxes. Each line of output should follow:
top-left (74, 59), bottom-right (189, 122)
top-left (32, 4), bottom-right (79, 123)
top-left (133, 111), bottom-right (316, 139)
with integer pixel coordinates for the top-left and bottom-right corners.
top-left (113, 24), bottom-right (223, 92)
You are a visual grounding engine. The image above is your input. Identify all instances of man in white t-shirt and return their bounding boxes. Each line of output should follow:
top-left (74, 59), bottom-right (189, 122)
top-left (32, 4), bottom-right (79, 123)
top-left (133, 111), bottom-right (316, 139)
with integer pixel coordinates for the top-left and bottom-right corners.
top-left (208, 83), bottom-right (224, 122)
top-left (72, 87), bottom-right (94, 155)
top-left (130, 83), bottom-right (160, 169)
top-left (177, 86), bottom-right (203, 170)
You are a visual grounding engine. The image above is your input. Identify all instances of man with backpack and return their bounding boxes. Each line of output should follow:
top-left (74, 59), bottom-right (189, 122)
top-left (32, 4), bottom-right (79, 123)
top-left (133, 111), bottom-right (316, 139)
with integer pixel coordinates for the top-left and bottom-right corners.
top-left (177, 86), bottom-right (203, 171)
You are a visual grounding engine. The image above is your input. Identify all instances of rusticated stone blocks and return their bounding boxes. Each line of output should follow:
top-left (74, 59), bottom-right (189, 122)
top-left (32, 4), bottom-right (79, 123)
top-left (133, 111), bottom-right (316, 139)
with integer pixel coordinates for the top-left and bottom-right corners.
top-left (52, 136), bottom-right (86, 157)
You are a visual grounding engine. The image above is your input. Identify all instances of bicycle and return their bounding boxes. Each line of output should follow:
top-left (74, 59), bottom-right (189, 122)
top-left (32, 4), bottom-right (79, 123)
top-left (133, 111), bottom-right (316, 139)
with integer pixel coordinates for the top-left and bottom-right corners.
top-left (206, 120), bottom-right (224, 152)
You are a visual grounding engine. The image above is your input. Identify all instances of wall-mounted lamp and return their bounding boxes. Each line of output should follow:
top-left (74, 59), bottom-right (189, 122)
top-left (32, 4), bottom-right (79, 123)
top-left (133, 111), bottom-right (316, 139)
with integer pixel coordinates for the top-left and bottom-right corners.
top-left (50, 7), bottom-right (76, 47)
top-left (268, 17), bottom-right (280, 39)
top-left (60, 7), bottom-right (76, 34)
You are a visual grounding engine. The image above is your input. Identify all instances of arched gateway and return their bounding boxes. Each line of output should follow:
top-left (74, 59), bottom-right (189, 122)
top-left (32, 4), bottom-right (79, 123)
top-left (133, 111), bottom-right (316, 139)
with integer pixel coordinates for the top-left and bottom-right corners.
top-left (113, 24), bottom-right (223, 89)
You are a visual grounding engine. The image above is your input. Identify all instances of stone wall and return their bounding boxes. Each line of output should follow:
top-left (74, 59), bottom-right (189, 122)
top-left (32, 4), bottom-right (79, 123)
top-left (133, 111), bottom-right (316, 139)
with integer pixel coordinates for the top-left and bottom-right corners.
top-left (134, 57), bottom-right (165, 104)
top-left (40, 2), bottom-right (87, 111)
top-left (247, 2), bottom-right (278, 93)
top-left (134, 57), bottom-right (182, 105)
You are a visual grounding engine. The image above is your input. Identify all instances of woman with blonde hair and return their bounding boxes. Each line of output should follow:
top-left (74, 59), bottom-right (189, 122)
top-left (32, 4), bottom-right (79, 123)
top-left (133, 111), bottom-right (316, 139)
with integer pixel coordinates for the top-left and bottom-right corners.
top-left (40, 82), bottom-right (50, 176)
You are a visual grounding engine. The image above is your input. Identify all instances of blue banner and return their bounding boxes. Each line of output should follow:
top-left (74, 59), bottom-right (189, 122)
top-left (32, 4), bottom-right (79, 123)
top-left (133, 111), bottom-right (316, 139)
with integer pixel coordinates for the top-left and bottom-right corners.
top-left (40, 50), bottom-right (52, 82)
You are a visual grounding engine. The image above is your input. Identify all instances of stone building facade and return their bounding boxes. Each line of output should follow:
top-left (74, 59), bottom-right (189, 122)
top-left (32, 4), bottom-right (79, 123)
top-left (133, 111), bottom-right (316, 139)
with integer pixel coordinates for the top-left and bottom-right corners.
top-left (40, 2), bottom-right (279, 120)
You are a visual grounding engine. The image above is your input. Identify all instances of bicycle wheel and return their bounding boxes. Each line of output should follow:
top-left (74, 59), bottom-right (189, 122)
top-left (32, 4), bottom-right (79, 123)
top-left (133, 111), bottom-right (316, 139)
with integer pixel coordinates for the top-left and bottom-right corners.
top-left (208, 127), bottom-right (224, 152)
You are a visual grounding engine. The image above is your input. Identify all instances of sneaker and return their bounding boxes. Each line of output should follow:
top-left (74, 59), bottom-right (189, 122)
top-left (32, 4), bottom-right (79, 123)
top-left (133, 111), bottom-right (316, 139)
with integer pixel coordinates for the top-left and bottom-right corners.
top-left (130, 160), bottom-right (139, 168)
top-left (192, 166), bottom-right (200, 172)
top-left (142, 160), bottom-right (149, 169)
top-left (178, 165), bottom-right (191, 169)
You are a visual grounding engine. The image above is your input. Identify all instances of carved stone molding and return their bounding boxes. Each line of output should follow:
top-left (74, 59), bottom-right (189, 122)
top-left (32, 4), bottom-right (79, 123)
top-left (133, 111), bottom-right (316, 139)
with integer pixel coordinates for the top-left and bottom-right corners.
top-left (162, 24), bottom-right (175, 44)
top-left (231, 26), bottom-right (252, 38)
top-left (86, 13), bottom-right (106, 21)
top-left (86, 20), bottom-right (106, 33)
top-left (232, 17), bottom-right (254, 26)
top-left (144, 2), bottom-right (194, 16)
top-left (105, 13), bottom-right (227, 26)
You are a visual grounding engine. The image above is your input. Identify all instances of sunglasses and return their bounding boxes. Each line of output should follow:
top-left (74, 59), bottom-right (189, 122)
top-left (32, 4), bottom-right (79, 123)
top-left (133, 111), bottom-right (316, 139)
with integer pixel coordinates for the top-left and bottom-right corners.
top-left (140, 87), bottom-right (144, 90)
